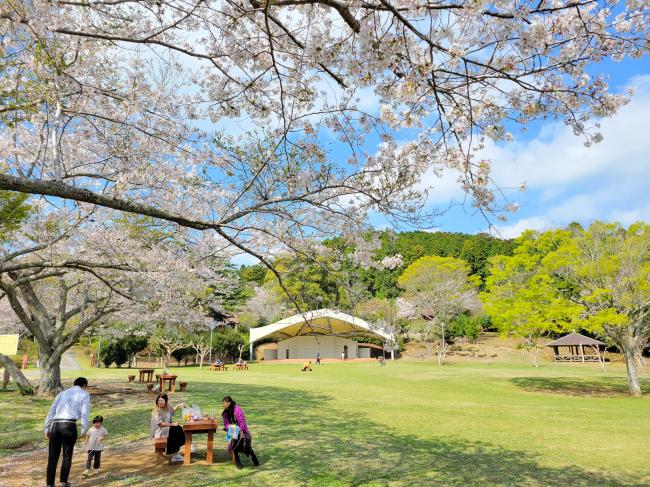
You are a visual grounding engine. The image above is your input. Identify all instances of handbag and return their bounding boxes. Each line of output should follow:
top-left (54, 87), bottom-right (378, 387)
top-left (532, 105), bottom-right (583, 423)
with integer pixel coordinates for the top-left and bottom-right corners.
top-left (226, 423), bottom-right (240, 441)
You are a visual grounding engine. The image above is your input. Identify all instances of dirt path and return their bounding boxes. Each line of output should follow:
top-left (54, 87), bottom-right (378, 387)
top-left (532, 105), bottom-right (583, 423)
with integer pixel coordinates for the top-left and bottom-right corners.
top-left (0, 440), bottom-right (230, 486)
top-left (60, 350), bottom-right (81, 371)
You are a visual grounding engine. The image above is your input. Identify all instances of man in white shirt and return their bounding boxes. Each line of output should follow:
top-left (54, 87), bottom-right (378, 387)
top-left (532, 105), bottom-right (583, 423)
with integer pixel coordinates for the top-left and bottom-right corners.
top-left (44, 377), bottom-right (91, 487)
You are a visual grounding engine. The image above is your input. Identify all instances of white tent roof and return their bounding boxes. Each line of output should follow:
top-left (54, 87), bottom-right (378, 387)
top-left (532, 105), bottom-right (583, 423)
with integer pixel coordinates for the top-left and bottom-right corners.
top-left (249, 308), bottom-right (394, 343)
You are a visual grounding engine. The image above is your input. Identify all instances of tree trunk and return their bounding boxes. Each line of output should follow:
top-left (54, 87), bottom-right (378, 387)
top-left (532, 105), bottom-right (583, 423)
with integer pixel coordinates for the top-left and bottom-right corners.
top-left (594, 345), bottom-right (606, 372)
top-left (439, 323), bottom-right (446, 366)
top-left (39, 354), bottom-right (63, 395)
top-left (633, 348), bottom-right (646, 374)
top-left (0, 353), bottom-right (34, 393)
top-left (623, 345), bottom-right (642, 397)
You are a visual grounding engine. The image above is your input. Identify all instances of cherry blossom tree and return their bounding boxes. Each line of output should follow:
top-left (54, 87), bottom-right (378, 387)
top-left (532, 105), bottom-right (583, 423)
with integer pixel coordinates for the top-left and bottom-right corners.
top-left (398, 255), bottom-right (480, 364)
top-left (191, 335), bottom-right (213, 369)
top-left (1, 0), bottom-right (646, 258)
top-left (0, 205), bottom-right (231, 394)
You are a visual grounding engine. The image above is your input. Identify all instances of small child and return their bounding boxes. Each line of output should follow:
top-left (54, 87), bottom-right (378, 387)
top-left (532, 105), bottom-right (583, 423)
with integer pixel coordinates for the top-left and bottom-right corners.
top-left (83, 415), bottom-right (108, 477)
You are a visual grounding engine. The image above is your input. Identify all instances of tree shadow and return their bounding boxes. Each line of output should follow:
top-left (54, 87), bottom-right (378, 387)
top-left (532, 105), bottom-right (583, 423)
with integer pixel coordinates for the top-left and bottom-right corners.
top-left (510, 376), bottom-right (650, 397)
top-left (170, 381), bottom-right (640, 486)
top-left (3, 379), bottom-right (645, 486)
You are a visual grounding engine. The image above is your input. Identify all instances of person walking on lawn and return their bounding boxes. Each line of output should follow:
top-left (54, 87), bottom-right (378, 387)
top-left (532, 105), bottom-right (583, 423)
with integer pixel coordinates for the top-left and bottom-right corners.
top-left (44, 377), bottom-right (91, 487)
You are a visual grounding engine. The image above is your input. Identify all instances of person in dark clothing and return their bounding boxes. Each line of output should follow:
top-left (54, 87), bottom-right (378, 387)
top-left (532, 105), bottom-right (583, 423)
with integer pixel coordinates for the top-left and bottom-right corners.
top-left (222, 396), bottom-right (260, 469)
top-left (151, 393), bottom-right (187, 463)
top-left (44, 377), bottom-right (91, 487)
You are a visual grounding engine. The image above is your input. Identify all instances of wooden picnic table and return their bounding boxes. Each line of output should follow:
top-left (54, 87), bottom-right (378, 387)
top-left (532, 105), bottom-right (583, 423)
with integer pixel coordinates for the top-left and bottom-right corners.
top-left (183, 419), bottom-right (218, 465)
top-left (138, 368), bottom-right (155, 383)
top-left (234, 363), bottom-right (248, 370)
top-left (209, 364), bottom-right (227, 371)
top-left (159, 374), bottom-right (177, 392)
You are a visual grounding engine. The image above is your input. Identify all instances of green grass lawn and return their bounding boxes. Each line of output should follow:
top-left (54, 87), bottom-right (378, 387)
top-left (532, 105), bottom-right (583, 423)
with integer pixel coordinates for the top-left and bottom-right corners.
top-left (1, 361), bottom-right (649, 486)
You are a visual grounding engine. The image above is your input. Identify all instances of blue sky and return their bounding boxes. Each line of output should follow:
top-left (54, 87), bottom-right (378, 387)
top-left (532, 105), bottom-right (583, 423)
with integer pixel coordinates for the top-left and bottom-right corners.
top-left (227, 56), bottom-right (650, 266)
top-left (366, 56), bottom-right (650, 237)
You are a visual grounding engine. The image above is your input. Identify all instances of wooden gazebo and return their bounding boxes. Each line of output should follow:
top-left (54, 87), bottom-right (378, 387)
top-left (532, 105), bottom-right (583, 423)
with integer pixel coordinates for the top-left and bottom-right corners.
top-left (545, 332), bottom-right (605, 362)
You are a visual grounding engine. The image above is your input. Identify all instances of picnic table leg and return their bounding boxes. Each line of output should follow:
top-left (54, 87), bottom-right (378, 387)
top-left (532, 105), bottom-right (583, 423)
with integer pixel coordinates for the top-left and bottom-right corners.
top-left (171, 380), bottom-right (175, 393)
top-left (206, 431), bottom-right (214, 464)
top-left (184, 432), bottom-right (192, 466)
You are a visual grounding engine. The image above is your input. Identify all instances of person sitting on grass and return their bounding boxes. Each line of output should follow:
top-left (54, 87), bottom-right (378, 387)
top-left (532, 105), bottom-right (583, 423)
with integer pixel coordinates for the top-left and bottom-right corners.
top-left (83, 415), bottom-right (108, 478)
top-left (377, 356), bottom-right (386, 366)
top-left (151, 394), bottom-right (187, 463)
top-left (301, 361), bottom-right (313, 371)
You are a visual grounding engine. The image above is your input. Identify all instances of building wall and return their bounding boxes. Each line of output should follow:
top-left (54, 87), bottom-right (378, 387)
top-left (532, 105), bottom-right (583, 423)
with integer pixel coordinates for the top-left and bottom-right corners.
top-left (357, 347), bottom-right (371, 358)
top-left (276, 336), bottom-right (358, 359)
top-left (263, 349), bottom-right (278, 360)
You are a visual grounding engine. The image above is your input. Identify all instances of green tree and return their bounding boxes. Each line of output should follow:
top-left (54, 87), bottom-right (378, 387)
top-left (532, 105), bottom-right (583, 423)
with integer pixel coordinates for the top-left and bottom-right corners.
top-left (99, 341), bottom-right (129, 368)
top-left (0, 191), bottom-right (31, 239)
top-left (264, 249), bottom-right (360, 311)
top-left (121, 335), bottom-right (149, 368)
top-left (448, 315), bottom-right (484, 342)
top-left (482, 229), bottom-right (584, 367)
top-left (171, 346), bottom-right (194, 366)
top-left (239, 264), bottom-right (267, 286)
top-left (398, 256), bottom-right (479, 364)
top-left (212, 328), bottom-right (248, 361)
top-left (0, 191), bottom-right (34, 391)
top-left (545, 222), bottom-right (650, 397)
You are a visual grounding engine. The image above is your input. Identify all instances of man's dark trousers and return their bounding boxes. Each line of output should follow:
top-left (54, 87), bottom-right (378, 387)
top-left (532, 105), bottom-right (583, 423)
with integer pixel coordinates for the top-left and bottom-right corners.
top-left (47, 421), bottom-right (77, 486)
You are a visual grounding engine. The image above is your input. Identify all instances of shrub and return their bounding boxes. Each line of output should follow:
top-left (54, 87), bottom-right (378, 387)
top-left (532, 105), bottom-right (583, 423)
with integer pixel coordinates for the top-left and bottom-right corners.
top-left (449, 315), bottom-right (483, 342)
top-left (171, 346), bottom-right (194, 366)
top-left (99, 340), bottom-right (129, 368)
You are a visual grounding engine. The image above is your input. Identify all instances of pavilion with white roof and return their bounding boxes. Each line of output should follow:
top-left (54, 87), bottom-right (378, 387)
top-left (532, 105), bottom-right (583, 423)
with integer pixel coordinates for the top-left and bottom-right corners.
top-left (249, 309), bottom-right (396, 361)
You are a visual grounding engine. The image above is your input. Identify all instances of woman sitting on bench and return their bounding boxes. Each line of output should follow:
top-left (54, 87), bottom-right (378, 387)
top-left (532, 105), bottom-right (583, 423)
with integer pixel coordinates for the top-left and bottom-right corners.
top-left (151, 393), bottom-right (186, 463)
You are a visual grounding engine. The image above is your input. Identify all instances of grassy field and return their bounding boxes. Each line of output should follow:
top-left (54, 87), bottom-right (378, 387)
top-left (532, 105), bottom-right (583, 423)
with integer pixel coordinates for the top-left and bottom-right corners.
top-left (1, 360), bottom-right (649, 486)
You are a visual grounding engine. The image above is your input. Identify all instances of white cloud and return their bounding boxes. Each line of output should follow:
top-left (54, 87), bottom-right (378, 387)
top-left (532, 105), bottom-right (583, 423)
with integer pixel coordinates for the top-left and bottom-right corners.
top-left (495, 216), bottom-right (555, 238)
top-left (486, 76), bottom-right (650, 190)
top-left (420, 74), bottom-right (650, 235)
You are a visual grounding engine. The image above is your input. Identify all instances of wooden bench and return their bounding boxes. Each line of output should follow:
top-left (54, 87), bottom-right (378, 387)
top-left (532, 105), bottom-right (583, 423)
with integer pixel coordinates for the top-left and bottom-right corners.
top-left (154, 437), bottom-right (167, 461)
top-left (179, 381), bottom-right (188, 392)
top-left (209, 364), bottom-right (227, 371)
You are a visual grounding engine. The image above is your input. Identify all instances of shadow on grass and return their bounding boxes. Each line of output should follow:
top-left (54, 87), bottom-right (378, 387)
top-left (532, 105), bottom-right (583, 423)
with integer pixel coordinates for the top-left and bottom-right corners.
top-left (510, 376), bottom-right (650, 397)
top-left (172, 381), bottom-right (638, 486)
top-left (3, 379), bottom-right (643, 486)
